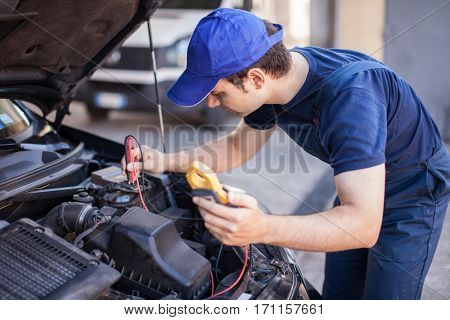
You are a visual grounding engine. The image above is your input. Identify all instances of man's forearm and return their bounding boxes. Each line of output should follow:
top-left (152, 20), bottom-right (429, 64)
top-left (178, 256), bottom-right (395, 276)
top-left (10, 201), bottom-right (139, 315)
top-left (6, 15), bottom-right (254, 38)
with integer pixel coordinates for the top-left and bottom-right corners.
top-left (165, 133), bottom-right (243, 173)
top-left (165, 121), bottom-right (273, 173)
top-left (261, 205), bottom-right (380, 252)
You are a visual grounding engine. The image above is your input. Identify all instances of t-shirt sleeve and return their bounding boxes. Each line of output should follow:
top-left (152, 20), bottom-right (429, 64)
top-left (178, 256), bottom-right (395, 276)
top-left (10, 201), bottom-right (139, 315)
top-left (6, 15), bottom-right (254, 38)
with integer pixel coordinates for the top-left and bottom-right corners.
top-left (243, 104), bottom-right (277, 130)
top-left (320, 88), bottom-right (387, 175)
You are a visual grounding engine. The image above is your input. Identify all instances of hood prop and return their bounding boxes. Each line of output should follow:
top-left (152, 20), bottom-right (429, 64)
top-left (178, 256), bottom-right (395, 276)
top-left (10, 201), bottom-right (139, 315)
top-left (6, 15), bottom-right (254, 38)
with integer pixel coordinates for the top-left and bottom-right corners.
top-left (147, 20), bottom-right (166, 153)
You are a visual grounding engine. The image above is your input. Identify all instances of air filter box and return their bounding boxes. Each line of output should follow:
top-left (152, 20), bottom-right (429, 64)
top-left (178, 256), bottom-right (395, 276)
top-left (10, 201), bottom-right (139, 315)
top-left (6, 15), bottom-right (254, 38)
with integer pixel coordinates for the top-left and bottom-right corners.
top-left (97, 207), bottom-right (211, 299)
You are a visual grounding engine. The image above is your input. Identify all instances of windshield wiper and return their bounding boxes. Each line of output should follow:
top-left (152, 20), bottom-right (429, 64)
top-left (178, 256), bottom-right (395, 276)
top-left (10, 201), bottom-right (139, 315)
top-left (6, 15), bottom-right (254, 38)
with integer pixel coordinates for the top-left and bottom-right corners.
top-left (0, 139), bottom-right (71, 152)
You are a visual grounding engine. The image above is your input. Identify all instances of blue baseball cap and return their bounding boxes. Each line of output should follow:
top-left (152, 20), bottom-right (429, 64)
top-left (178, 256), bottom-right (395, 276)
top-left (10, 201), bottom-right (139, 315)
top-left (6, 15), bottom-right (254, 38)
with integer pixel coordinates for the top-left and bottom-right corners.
top-left (167, 8), bottom-right (284, 107)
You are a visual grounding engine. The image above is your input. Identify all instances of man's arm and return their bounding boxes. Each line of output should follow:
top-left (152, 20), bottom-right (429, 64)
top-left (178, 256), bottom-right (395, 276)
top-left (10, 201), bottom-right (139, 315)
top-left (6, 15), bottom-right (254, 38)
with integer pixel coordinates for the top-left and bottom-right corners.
top-left (194, 163), bottom-right (385, 251)
top-left (121, 119), bottom-right (274, 175)
top-left (166, 119), bottom-right (274, 173)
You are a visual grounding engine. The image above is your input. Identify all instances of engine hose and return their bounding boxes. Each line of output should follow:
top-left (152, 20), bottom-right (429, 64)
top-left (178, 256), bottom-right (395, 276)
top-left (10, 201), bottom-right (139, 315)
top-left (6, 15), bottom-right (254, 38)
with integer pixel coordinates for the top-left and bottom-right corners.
top-left (72, 215), bottom-right (111, 248)
top-left (40, 202), bottom-right (98, 237)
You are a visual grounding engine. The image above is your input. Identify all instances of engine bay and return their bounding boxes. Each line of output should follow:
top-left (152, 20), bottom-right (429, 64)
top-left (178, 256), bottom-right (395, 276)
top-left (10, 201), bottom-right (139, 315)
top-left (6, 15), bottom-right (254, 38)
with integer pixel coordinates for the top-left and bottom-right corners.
top-left (0, 102), bottom-right (311, 300)
top-left (0, 161), bottom-right (309, 300)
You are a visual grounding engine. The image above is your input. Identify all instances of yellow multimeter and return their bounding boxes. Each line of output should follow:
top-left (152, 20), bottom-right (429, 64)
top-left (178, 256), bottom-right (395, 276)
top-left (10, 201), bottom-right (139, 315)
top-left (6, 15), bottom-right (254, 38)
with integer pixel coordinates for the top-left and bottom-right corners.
top-left (186, 161), bottom-right (229, 205)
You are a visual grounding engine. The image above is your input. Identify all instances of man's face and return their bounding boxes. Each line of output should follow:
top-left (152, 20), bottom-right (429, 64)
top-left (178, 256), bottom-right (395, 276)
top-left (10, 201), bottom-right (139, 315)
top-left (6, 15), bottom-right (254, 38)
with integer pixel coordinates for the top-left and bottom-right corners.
top-left (206, 76), bottom-right (267, 117)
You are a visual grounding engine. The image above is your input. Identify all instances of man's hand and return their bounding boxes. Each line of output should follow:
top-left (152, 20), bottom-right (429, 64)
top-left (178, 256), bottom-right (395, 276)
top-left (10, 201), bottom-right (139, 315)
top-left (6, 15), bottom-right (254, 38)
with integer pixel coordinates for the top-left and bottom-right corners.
top-left (121, 145), bottom-right (166, 176)
top-left (193, 192), bottom-right (267, 246)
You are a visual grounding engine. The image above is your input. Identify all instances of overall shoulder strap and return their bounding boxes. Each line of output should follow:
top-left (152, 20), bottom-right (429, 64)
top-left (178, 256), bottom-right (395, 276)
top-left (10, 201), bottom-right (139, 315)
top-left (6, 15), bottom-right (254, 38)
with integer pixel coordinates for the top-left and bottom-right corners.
top-left (312, 60), bottom-right (390, 130)
top-left (320, 60), bottom-right (390, 93)
top-left (299, 60), bottom-right (390, 106)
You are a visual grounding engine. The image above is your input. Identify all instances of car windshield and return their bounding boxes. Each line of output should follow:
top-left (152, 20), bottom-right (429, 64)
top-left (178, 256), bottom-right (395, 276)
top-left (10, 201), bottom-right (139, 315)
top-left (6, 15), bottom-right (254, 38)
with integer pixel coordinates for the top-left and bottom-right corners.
top-left (161, 0), bottom-right (222, 9)
top-left (0, 99), bottom-right (30, 139)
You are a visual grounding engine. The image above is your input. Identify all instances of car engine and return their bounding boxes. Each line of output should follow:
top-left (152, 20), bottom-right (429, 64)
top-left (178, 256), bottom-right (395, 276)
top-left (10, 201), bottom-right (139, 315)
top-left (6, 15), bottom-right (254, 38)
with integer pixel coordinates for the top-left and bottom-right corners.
top-left (0, 163), bottom-right (309, 300)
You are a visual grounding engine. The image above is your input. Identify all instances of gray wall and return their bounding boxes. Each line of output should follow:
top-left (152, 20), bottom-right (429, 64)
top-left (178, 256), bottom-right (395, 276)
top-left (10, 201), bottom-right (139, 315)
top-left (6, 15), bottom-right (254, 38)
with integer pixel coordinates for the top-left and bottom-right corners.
top-left (384, 0), bottom-right (450, 140)
top-left (310, 0), bottom-right (335, 48)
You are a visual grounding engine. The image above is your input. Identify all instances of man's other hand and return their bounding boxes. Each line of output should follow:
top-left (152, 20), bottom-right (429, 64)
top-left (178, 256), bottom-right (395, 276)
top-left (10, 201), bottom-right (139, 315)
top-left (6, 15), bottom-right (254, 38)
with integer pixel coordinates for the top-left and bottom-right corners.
top-left (193, 192), bottom-right (267, 246)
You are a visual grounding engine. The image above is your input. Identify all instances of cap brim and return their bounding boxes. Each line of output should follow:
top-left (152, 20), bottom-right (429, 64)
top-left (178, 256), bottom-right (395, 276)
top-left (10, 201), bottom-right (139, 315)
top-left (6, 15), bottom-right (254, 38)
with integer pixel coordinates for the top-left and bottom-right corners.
top-left (167, 69), bottom-right (219, 107)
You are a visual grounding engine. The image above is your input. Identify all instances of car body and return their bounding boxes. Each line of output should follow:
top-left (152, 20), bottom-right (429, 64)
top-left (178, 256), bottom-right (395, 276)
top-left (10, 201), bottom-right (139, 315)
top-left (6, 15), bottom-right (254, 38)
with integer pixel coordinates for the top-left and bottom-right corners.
top-left (0, 0), bottom-right (319, 300)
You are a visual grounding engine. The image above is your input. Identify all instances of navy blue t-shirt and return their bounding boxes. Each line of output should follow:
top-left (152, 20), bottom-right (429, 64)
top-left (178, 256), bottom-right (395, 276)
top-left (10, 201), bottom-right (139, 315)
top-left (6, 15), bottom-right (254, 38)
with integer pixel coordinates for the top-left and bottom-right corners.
top-left (244, 46), bottom-right (443, 175)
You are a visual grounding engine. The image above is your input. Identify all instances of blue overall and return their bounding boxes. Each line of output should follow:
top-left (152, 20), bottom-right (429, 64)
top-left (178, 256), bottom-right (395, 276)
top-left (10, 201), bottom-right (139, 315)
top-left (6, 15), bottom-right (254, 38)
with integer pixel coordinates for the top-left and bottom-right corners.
top-left (310, 61), bottom-right (449, 299)
top-left (245, 56), bottom-right (450, 299)
top-left (324, 144), bottom-right (449, 299)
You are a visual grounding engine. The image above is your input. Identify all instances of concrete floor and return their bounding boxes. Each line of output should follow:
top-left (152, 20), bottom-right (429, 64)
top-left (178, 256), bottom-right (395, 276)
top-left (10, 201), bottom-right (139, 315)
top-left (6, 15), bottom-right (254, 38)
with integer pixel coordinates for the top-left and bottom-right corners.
top-left (62, 102), bottom-right (449, 299)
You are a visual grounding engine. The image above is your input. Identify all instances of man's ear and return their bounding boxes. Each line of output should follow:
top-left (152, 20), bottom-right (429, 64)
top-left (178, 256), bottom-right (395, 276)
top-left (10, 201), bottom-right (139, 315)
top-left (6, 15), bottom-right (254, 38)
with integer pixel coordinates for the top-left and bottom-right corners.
top-left (246, 68), bottom-right (266, 89)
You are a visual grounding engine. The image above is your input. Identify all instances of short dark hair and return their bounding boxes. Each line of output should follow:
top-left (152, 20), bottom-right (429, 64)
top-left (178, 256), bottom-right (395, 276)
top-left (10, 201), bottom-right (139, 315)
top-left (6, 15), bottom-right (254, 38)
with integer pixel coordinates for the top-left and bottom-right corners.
top-left (226, 20), bottom-right (292, 92)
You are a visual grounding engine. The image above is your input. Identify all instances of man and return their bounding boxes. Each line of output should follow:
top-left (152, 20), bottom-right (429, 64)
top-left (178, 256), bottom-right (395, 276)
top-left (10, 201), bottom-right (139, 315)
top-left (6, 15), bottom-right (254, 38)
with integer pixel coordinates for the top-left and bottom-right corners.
top-left (122, 8), bottom-right (449, 299)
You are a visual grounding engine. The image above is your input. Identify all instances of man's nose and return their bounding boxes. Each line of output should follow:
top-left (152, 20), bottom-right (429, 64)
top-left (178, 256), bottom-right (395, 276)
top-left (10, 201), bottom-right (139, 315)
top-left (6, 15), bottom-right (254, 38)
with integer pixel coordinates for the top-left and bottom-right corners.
top-left (207, 94), bottom-right (220, 108)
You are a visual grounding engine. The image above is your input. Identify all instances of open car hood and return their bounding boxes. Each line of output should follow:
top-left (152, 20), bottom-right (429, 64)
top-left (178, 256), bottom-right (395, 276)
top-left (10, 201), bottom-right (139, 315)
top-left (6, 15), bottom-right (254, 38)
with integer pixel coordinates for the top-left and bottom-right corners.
top-left (0, 0), bottom-right (163, 116)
